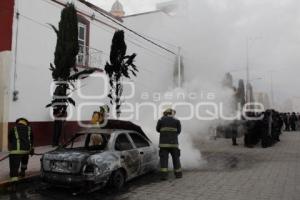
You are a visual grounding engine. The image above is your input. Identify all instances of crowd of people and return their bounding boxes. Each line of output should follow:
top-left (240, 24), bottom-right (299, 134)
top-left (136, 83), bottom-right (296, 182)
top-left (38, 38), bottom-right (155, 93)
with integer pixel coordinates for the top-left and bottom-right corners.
top-left (243, 110), bottom-right (300, 148)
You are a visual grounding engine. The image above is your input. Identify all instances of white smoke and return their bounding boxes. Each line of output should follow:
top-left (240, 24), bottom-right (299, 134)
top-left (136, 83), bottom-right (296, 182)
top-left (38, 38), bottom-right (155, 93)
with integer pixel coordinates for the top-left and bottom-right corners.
top-left (129, 80), bottom-right (235, 170)
top-left (120, 0), bottom-right (243, 170)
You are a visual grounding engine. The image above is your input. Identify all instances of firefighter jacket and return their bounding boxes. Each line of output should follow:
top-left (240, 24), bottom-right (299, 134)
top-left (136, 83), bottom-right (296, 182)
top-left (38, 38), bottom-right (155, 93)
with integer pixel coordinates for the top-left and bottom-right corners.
top-left (8, 124), bottom-right (33, 154)
top-left (156, 116), bottom-right (181, 148)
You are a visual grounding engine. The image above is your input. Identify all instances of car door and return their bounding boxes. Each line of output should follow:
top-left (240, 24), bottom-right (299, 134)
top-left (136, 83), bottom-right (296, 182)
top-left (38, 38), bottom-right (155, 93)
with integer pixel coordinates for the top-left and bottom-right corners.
top-left (128, 132), bottom-right (157, 174)
top-left (114, 133), bottom-right (141, 179)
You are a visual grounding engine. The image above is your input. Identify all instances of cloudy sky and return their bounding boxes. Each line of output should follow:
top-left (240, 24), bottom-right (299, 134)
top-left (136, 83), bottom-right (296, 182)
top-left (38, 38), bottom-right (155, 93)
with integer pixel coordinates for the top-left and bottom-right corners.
top-left (88, 0), bottom-right (300, 110)
top-left (88, 0), bottom-right (166, 15)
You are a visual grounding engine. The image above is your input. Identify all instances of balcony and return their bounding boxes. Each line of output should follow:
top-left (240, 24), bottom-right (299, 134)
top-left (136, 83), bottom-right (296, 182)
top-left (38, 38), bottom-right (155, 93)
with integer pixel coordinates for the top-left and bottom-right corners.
top-left (76, 45), bottom-right (104, 72)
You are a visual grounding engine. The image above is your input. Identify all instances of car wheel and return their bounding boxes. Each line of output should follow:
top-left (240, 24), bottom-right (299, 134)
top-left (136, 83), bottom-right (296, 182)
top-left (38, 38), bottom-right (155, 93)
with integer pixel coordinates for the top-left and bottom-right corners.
top-left (110, 169), bottom-right (125, 190)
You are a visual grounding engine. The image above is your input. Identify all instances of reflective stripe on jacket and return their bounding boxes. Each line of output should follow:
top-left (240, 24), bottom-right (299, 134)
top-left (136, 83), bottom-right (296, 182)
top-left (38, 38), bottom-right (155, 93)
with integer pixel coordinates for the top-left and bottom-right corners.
top-left (156, 116), bottom-right (181, 148)
top-left (8, 124), bottom-right (33, 154)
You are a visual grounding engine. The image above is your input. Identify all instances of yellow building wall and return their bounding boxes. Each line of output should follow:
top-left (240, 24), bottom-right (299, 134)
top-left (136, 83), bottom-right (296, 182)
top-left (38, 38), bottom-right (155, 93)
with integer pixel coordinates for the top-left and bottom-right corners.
top-left (0, 51), bottom-right (11, 151)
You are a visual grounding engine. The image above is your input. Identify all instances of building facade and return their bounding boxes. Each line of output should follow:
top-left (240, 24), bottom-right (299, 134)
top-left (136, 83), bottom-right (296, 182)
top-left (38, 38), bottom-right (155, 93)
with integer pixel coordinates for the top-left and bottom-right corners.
top-left (0, 0), bottom-right (178, 150)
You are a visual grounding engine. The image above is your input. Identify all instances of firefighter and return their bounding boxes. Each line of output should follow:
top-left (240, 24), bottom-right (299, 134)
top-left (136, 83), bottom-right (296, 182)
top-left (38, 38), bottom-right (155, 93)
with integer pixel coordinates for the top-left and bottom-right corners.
top-left (8, 118), bottom-right (34, 191)
top-left (156, 108), bottom-right (182, 180)
top-left (99, 105), bottom-right (110, 126)
top-left (91, 111), bottom-right (101, 125)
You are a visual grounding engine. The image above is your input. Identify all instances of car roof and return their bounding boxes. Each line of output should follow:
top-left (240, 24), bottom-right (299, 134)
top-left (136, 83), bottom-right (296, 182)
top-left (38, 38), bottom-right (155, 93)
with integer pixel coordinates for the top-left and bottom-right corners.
top-left (76, 128), bottom-right (138, 135)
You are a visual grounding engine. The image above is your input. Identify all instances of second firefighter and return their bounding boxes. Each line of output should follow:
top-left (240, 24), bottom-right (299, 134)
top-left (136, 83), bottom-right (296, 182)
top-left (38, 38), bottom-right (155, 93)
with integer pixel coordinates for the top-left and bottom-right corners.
top-left (156, 108), bottom-right (182, 180)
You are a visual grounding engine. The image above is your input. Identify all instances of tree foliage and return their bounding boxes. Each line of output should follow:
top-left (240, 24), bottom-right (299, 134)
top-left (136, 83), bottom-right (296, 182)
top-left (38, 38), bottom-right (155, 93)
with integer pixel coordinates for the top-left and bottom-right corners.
top-left (105, 30), bottom-right (138, 117)
top-left (236, 79), bottom-right (246, 109)
top-left (50, 3), bottom-right (79, 80)
top-left (46, 3), bottom-right (96, 111)
top-left (222, 73), bottom-right (233, 89)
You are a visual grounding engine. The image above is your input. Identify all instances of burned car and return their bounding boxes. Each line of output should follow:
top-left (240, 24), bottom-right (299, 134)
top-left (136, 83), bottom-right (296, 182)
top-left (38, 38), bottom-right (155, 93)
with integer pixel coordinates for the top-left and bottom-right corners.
top-left (41, 128), bottom-right (159, 190)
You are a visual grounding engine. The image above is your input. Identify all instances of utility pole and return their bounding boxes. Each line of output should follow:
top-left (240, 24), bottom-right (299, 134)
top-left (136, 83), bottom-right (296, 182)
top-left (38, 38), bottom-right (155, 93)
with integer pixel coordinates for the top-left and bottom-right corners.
top-left (245, 36), bottom-right (262, 103)
top-left (246, 37), bottom-right (250, 103)
top-left (270, 71), bottom-right (275, 109)
top-left (177, 46), bottom-right (182, 88)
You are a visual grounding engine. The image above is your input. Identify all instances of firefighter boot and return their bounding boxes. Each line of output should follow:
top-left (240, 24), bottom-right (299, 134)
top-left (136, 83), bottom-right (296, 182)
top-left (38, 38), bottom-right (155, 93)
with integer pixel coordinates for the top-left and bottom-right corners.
top-left (160, 171), bottom-right (168, 180)
top-left (19, 169), bottom-right (26, 178)
top-left (175, 171), bottom-right (182, 179)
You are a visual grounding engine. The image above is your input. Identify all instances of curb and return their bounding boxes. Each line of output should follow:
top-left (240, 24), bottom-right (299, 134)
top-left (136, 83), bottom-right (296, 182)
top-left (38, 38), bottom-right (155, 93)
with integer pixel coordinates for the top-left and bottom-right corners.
top-left (0, 173), bottom-right (40, 189)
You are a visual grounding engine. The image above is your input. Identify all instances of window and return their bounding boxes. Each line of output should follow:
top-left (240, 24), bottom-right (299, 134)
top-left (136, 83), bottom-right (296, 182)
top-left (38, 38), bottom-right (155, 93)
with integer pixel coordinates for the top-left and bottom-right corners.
top-left (77, 22), bottom-right (87, 66)
top-left (115, 134), bottom-right (133, 151)
top-left (129, 133), bottom-right (150, 148)
top-left (77, 15), bottom-right (90, 67)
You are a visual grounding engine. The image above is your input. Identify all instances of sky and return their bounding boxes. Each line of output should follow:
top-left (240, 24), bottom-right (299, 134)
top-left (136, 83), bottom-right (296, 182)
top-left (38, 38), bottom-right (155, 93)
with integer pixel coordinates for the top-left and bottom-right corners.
top-left (88, 0), bottom-right (300, 111)
top-left (88, 0), bottom-right (166, 15)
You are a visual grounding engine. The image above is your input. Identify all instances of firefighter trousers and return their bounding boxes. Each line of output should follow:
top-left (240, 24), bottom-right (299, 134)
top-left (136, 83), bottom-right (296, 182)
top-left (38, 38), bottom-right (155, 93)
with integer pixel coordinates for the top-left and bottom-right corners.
top-left (9, 154), bottom-right (29, 182)
top-left (159, 147), bottom-right (182, 178)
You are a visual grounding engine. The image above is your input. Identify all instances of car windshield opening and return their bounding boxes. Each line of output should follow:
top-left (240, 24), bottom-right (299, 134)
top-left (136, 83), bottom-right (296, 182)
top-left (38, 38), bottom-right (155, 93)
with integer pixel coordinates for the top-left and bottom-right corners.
top-left (65, 133), bottom-right (110, 151)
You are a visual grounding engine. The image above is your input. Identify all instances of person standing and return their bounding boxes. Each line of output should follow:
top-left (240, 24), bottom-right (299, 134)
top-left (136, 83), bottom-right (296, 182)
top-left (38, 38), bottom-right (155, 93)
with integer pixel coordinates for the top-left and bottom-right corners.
top-left (231, 120), bottom-right (239, 146)
top-left (286, 113), bottom-right (291, 131)
top-left (261, 110), bottom-right (274, 148)
top-left (290, 112), bottom-right (297, 131)
top-left (8, 118), bottom-right (34, 191)
top-left (156, 108), bottom-right (182, 180)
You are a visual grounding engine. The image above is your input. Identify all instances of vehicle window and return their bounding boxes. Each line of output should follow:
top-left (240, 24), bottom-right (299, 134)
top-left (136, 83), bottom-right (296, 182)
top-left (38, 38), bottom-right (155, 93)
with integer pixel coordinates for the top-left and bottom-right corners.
top-left (85, 133), bottom-right (109, 151)
top-left (67, 134), bottom-right (86, 148)
top-left (129, 133), bottom-right (150, 148)
top-left (65, 133), bottom-right (109, 150)
top-left (115, 134), bottom-right (133, 151)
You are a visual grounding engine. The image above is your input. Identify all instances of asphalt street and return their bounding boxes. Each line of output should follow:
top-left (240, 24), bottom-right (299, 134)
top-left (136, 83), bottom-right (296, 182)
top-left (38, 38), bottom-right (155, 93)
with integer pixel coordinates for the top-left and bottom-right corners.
top-left (0, 132), bottom-right (299, 200)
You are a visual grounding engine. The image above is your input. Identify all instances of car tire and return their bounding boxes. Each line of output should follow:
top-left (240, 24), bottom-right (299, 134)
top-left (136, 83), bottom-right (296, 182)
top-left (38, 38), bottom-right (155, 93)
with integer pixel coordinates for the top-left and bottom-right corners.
top-left (109, 169), bottom-right (125, 190)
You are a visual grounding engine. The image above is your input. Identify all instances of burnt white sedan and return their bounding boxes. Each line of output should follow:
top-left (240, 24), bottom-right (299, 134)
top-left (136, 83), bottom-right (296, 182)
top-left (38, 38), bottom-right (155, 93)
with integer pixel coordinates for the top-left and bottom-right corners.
top-left (41, 128), bottom-right (159, 190)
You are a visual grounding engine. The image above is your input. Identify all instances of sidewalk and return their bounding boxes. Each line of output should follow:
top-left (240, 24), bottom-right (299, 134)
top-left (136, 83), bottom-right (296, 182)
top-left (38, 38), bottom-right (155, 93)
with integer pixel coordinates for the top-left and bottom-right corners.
top-left (0, 145), bottom-right (55, 187)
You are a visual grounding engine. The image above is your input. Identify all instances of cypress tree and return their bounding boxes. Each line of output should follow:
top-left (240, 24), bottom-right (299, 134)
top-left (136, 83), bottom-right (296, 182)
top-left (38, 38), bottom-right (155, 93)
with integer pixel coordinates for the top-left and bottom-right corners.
top-left (105, 30), bottom-right (138, 117)
top-left (47, 3), bottom-right (96, 111)
top-left (236, 79), bottom-right (246, 110)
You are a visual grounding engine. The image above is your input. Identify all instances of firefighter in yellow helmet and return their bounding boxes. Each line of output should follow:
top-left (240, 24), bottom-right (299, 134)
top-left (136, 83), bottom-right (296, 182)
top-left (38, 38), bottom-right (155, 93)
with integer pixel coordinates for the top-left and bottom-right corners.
top-left (8, 118), bottom-right (34, 191)
top-left (156, 108), bottom-right (182, 180)
top-left (90, 105), bottom-right (110, 126)
top-left (99, 105), bottom-right (109, 125)
top-left (91, 111), bottom-right (101, 125)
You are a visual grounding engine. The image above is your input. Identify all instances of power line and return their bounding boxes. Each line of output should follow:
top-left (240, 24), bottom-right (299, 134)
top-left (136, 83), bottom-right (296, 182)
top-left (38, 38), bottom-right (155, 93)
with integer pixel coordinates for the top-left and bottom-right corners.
top-left (89, 20), bottom-right (176, 64)
top-left (126, 35), bottom-right (175, 63)
top-left (18, 13), bottom-right (52, 30)
top-left (15, 11), bottom-right (175, 78)
top-left (40, 0), bottom-right (178, 60)
top-left (44, 0), bottom-right (176, 55)
top-left (17, 11), bottom-right (175, 73)
top-left (139, 33), bottom-right (179, 49)
top-left (17, 10), bottom-right (173, 63)
top-left (93, 12), bottom-right (176, 55)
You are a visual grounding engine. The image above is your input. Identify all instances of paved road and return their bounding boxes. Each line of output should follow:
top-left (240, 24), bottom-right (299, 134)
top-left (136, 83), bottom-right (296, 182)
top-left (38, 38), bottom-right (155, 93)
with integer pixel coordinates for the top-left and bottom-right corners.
top-left (1, 132), bottom-right (300, 200)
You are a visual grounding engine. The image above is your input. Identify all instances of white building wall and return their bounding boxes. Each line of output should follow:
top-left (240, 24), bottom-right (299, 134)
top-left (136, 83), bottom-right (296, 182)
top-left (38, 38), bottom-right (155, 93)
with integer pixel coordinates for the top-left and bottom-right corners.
top-left (9, 0), bottom-right (177, 123)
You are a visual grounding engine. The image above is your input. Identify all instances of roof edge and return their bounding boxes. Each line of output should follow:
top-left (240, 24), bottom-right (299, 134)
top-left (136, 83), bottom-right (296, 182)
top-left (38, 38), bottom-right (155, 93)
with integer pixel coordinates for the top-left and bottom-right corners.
top-left (123, 10), bottom-right (164, 18)
top-left (81, 0), bottom-right (123, 22)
